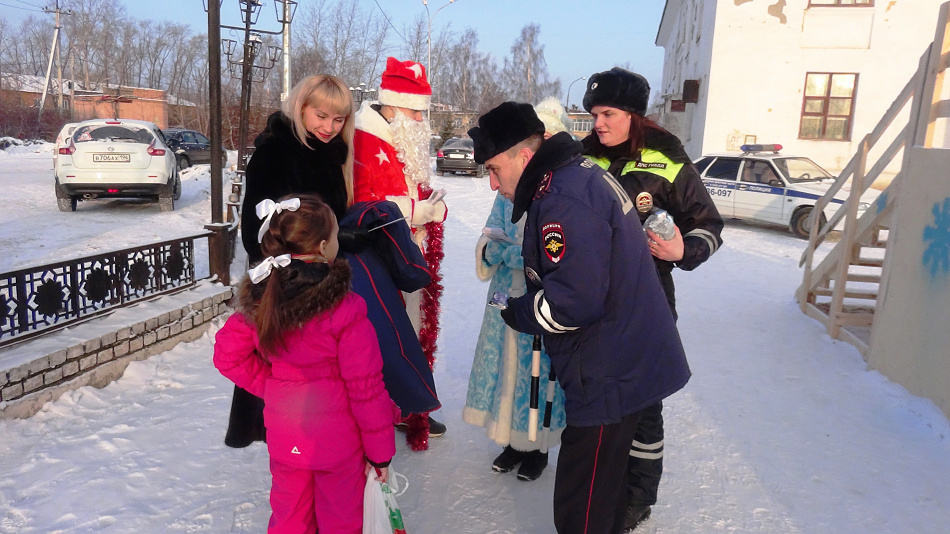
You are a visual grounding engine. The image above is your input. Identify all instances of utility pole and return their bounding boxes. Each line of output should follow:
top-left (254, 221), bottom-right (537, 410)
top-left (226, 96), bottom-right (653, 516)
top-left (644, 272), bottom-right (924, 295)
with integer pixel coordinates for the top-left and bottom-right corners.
top-left (39, 1), bottom-right (72, 118)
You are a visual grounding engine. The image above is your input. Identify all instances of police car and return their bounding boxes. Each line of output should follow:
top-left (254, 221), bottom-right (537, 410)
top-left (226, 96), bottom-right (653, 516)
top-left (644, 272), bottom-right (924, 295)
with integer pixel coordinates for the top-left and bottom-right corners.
top-left (695, 144), bottom-right (877, 238)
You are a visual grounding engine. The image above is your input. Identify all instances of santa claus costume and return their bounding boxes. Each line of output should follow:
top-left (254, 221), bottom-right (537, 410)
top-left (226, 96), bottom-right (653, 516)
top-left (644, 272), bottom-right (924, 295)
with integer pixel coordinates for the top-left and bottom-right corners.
top-left (353, 57), bottom-right (448, 450)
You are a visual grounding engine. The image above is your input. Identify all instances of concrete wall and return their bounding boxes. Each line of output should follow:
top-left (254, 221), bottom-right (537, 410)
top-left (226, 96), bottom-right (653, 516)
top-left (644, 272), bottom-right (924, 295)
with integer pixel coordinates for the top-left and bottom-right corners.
top-left (0, 285), bottom-right (233, 420)
top-left (657, 0), bottom-right (945, 171)
top-left (868, 147), bottom-right (950, 419)
top-left (655, 0), bottom-right (717, 159)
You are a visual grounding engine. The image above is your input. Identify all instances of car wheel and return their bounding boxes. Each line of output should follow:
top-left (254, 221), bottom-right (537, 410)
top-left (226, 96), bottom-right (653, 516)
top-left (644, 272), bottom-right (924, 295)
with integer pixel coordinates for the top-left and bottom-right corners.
top-left (55, 181), bottom-right (77, 212)
top-left (790, 207), bottom-right (826, 239)
top-left (172, 171), bottom-right (182, 201)
top-left (57, 196), bottom-right (77, 212)
top-left (178, 154), bottom-right (190, 170)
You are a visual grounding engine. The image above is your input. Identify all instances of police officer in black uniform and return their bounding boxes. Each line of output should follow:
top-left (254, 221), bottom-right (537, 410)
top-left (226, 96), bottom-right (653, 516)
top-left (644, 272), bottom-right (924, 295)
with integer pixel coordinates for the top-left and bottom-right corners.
top-left (469, 102), bottom-right (691, 534)
top-left (581, 67), bottom-right (724, 531)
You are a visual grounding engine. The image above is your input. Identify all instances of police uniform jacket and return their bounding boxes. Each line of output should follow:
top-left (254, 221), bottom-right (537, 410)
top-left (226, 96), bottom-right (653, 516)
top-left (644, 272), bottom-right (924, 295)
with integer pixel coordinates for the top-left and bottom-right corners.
top-left (502, 132), bottom-right (690, 427)
top-left (583, 128), bottom-right (723, 316)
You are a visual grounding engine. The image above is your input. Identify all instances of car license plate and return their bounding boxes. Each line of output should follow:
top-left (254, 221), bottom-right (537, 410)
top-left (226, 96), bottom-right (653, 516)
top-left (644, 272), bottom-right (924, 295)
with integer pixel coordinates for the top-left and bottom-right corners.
top-left (448, 153), bottom-right (464, 159)
top-left (93, 153), bottom-right (130, 163)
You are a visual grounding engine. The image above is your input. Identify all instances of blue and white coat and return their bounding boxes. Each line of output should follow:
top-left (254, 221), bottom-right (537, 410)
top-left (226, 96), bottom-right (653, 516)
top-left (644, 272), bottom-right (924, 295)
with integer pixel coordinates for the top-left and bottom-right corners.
top-left (463, 193), bottom-right (567, 451)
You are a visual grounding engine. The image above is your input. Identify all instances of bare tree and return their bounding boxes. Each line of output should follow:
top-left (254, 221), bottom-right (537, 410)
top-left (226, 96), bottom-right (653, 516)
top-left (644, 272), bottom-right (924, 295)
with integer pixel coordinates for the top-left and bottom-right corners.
top-left (502, 24), bottom-right (560, 104)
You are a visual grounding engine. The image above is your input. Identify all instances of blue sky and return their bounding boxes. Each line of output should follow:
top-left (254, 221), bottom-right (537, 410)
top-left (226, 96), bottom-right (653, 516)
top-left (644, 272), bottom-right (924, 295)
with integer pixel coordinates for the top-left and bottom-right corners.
top-left (4, 0), bottom-right (667, 107)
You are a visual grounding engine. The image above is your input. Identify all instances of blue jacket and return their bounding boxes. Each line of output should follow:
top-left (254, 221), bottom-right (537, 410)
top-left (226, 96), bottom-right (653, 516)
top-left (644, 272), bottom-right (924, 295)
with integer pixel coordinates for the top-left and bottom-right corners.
top-left (503, 133), bottom-right (690, 427)
top-left (340, 200), bottom-right (441, 416)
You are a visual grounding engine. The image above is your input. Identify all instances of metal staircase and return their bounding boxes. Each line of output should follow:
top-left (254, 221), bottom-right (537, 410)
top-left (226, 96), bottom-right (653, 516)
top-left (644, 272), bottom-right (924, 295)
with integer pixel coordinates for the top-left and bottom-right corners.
top-left (797, 2), bottom-right (950, 355)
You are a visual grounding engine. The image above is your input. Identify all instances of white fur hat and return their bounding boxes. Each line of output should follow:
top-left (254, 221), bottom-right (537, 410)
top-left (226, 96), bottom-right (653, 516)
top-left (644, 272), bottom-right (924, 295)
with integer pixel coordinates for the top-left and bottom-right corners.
top-left (534, 97), bottom-right (573, 135)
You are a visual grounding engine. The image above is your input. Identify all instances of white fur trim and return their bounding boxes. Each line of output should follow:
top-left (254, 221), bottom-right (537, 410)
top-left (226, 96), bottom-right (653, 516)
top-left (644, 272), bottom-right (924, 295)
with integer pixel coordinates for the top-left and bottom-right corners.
top-left (378, 89), bottom-right (430, 111)
top-left (475, 235), bottom-right (499, 281)
top-left (355, 100), bottom-right (393, 144)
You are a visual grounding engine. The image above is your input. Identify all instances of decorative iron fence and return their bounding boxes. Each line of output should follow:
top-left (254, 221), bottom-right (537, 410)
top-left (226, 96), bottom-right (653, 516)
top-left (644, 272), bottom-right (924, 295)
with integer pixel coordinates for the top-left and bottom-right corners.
top-left (0, 231), bottom-right (211, 348)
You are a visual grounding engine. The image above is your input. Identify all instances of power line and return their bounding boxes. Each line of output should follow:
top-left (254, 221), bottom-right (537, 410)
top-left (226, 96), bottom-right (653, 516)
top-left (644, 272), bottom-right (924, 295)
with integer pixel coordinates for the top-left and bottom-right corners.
top-left (0, 0), bottom-right (44, 12)
top-left (11, 0), bottom-right (43, 7)
top-left (370, 0), bottom-right (408, 46)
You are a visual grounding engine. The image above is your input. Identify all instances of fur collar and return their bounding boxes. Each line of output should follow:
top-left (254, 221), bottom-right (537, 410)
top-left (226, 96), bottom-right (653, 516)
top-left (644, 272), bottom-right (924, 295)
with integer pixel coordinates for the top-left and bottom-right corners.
top-left (511, 132), bottom-right (583, 223)
top-left (355, 101), bottom-right (394, 145)
top-left (238, 258), bottom-right (352, 330)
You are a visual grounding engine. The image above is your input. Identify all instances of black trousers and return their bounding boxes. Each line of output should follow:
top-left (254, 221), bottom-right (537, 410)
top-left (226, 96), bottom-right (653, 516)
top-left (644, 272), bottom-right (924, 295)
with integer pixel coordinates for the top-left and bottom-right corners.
top-left (554, 410), bottom-right (642, 534)
top-left (626, 401), bottom-right (664, 507)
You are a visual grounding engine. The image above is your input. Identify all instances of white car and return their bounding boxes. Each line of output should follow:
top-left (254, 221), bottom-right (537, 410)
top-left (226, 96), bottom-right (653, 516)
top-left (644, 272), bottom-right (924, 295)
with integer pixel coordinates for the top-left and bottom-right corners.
top-left (695, 144), bottom-right (878, 238)
top-left (54, 119), bottom-right (181, 212)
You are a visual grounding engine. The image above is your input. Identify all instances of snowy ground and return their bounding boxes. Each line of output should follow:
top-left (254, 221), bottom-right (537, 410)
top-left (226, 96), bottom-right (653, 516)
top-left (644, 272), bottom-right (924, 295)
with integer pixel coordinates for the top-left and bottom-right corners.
top-left (1, 142), bottom-right (949, 533)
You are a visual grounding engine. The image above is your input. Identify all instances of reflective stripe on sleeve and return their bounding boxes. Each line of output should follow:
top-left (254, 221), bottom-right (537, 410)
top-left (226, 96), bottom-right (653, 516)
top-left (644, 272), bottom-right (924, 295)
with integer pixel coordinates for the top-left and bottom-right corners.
top-left (685, 228), bottom-right (720, 255)
top-left (534, 290), bottom-right (579, 333)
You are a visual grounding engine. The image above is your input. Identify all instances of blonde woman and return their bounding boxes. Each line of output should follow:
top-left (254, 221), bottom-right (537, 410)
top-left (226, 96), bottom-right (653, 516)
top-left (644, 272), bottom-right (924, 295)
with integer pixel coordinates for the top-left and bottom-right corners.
top-left (240, 74), bottom-right (356, 266)
top-left (230, 74), bottom-right (357, 448)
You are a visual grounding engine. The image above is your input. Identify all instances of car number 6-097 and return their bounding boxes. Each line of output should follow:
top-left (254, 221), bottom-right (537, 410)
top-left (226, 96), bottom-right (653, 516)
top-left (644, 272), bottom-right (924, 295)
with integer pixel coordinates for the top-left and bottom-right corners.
top-left (706, 187), bottom-right (731, 198)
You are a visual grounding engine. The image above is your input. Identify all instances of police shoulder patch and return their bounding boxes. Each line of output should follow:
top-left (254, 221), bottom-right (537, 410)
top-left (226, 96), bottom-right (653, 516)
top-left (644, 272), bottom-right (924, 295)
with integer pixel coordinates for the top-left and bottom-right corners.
top-left (542, 222), bottom-right (566, 263)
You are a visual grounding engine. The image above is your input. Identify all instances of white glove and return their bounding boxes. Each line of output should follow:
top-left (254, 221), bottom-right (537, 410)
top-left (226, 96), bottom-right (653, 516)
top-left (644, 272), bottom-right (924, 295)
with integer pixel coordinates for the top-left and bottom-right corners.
top-left (386, 190), bottom-right (447, 227)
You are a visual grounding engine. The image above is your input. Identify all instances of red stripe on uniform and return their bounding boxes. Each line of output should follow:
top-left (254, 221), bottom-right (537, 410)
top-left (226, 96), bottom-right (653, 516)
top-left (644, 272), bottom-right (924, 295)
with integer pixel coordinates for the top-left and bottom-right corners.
top-left (584, 426), bottom-right (605, 534)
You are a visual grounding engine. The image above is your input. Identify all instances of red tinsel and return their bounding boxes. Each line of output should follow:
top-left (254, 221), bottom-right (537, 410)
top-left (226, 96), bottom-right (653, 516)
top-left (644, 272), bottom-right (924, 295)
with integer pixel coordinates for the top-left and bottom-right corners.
top-left (417, 184), bottom-right (444, 372)
top-left (403, 412), bottom-right (431, 452)
top-left (400, 184), bottom-right (445, 452)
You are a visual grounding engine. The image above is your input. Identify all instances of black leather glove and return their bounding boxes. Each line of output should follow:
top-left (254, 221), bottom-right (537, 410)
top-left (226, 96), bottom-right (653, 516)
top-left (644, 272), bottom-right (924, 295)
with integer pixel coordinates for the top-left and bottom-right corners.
top-left (337, 225), bottom-right (377, 254)
top-left (500, 304), bottom-right (518, 330)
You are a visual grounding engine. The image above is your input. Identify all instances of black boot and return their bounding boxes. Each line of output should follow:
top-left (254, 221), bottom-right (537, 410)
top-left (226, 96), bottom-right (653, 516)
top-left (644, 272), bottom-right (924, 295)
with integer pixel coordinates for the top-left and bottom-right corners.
top-left (622, 504), bottom-right (651, 532)
top-left (492, 446), bottom-right (529, 473)
top-left (516, 450), bottom-right (548, 481)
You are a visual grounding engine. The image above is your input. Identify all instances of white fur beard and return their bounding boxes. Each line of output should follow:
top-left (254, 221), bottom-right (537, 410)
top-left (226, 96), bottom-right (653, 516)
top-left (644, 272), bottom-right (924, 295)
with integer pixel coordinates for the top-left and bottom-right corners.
top-left (389, 113), bottom-right (431, 186)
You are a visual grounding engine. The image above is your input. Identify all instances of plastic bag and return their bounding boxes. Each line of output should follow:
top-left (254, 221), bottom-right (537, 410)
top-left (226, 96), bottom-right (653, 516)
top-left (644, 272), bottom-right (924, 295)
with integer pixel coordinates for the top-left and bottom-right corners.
top-left (363, 464), bottom-right (409, 534)
top-left (644, 208), bottom-right (676, 241)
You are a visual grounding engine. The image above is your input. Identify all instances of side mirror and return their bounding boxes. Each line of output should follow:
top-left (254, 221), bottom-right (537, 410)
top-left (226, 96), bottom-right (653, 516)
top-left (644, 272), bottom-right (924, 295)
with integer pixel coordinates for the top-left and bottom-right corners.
top-left (166, 139), bottom-right (180, 149)
top-left (768, 179), bottom-right (783, 187)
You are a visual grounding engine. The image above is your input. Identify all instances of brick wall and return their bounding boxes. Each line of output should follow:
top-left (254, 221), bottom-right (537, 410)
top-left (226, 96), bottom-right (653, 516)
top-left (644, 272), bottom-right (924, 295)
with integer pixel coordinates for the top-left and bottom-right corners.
top-left (0, 286), bottom-right (234, 420)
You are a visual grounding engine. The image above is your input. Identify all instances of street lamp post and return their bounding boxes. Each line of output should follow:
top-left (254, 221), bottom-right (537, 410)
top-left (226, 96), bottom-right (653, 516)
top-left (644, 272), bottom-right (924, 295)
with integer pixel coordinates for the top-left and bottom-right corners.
top-left (565, 76), bottom-right (586, 112)
top-left (423, 0), bottom-right (455, 98)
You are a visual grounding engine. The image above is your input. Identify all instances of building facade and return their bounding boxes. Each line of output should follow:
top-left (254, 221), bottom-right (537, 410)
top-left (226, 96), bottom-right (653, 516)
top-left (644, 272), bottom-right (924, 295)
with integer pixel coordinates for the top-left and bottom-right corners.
top-left (654, 0), bottom-right (946, 178)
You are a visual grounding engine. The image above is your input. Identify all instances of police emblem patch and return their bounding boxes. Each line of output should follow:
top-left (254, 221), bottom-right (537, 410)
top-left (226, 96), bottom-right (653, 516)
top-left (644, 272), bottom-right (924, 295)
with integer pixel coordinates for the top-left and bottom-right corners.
top-left (635, 192), bottom-right (653, 213)
top-left (542, 222), bottom-right (566, 263)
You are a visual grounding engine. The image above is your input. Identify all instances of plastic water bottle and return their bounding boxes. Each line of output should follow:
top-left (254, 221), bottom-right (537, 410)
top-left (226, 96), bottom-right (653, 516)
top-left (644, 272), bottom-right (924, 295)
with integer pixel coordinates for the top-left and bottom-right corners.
top-left (644, 209), bottom-right (675, 241)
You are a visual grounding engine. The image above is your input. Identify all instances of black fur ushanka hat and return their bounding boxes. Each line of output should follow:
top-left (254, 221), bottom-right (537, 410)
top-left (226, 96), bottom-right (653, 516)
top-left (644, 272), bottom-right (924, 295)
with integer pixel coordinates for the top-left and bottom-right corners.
top-left (582, 67), bottom-right (651, 117)
top-left (469, 101), bottom-right (546, 164)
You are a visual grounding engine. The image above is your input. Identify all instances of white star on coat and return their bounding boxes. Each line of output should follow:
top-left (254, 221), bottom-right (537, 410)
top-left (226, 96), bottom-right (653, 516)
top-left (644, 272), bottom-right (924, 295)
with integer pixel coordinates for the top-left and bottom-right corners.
top-left (375, 148), bottom-right (390, 165)
top-left (408, 63), bottom-right (423, 79)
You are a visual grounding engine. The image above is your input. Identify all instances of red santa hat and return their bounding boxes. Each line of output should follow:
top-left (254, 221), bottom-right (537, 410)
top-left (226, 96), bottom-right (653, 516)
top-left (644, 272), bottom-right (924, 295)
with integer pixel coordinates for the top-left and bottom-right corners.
top-left (378, 57), bottom-right (431, 111)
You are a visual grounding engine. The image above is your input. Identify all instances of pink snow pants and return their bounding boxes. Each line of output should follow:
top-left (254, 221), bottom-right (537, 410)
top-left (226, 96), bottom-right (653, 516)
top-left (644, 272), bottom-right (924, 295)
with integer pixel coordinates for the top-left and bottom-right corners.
top-left (268, 451), bottom-right (365, 534)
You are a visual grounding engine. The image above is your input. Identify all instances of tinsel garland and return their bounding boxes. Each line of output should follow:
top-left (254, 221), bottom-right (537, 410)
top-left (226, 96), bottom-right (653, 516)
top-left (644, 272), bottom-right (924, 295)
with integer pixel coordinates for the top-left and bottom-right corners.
top-left (404, 183), bottom-right (445, 452)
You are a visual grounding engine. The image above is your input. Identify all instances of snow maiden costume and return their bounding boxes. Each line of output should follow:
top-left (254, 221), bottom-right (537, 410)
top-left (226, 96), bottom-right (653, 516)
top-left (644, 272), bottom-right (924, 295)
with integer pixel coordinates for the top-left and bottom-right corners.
top-left (463, 193), bottom-right (567, 461)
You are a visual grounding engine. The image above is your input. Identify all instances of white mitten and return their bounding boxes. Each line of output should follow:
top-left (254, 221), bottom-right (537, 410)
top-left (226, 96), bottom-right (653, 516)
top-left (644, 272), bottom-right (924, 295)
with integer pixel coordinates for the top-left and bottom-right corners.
top-left (386, 190), bottom-right (447, 227)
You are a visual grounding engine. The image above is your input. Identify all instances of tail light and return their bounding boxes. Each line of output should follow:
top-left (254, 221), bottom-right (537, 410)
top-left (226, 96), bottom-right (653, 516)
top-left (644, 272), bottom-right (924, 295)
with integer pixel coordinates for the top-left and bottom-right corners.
top-left (437, 150), bottom-right (444, 158)
top-left (147, 140), bottom-right (166, 156)
top-left (59, 140), bottom-right (76, 155)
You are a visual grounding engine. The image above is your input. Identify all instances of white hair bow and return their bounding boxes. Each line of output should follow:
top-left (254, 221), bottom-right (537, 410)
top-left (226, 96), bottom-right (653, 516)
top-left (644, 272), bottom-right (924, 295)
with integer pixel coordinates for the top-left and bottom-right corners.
top-left (248, 254), bottom-right (292, 284)
top-left (256, 198), bottom-right (301, 243)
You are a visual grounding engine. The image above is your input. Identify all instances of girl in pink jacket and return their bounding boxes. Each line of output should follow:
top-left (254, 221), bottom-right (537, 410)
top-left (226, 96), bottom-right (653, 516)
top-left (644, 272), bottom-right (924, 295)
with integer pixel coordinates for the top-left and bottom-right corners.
top-left (214, 194), bottom-right (400, 533)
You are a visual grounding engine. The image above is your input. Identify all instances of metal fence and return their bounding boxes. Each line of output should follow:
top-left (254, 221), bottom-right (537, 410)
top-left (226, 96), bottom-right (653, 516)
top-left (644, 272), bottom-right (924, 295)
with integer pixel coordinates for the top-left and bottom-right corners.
top-left (0, 231), bottom-right (211, 348)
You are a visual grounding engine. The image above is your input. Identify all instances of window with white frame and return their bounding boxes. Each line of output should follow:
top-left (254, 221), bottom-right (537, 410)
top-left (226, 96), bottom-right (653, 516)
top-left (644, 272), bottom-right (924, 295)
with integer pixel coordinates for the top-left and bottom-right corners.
top-left (573, 118), bottom-right (592, 132)
top-left (799, 72), bottom-right (858, 141)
